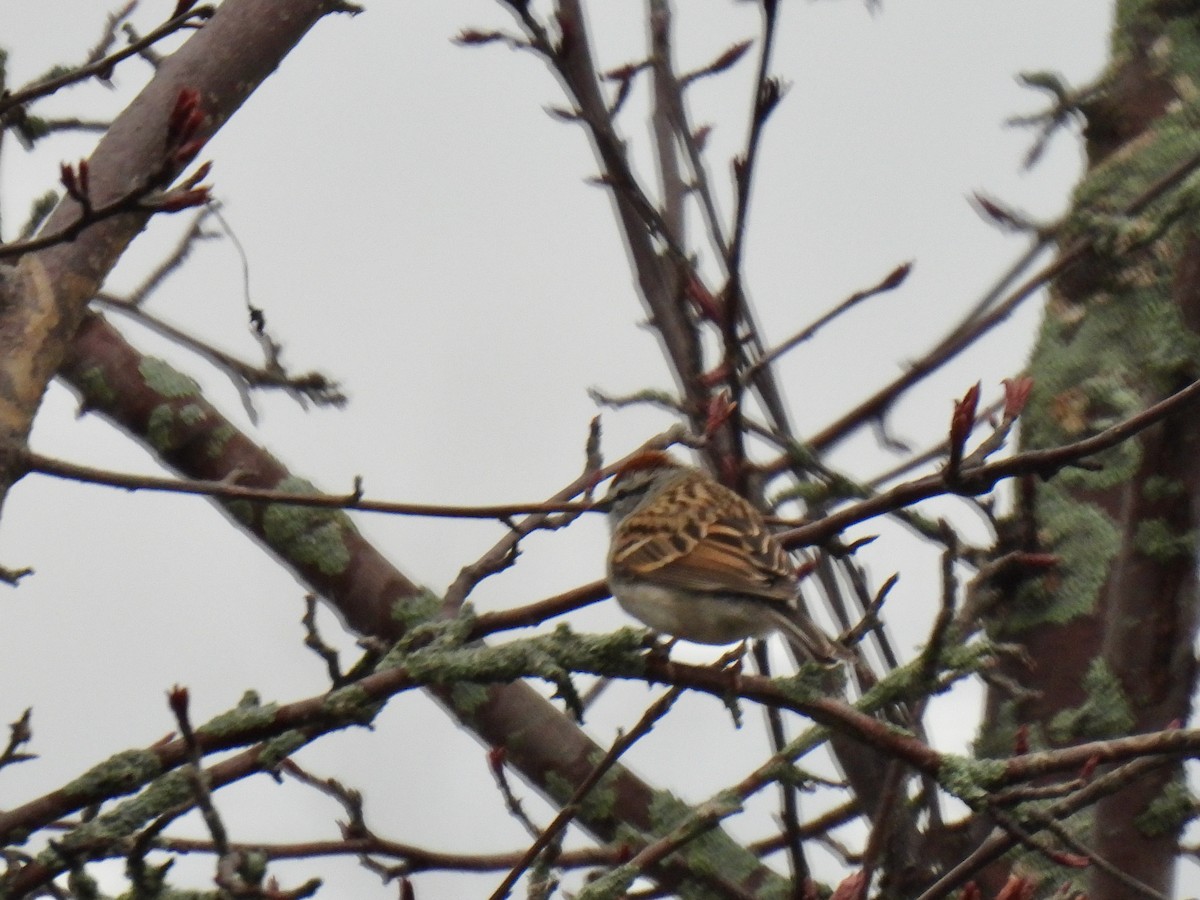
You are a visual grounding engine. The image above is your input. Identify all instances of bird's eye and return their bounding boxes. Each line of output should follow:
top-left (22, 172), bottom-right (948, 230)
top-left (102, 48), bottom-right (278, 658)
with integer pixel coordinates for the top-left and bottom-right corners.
top-left (607, 476), bottom-right (648, 503)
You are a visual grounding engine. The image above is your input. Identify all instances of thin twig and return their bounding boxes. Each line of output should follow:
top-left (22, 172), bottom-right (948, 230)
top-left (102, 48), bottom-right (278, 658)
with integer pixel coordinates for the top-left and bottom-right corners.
top-left (24, 448), bottom-right (594, 519)
top-left (0, 709), bottom-right (35, 770)
top-left (913, 755), bottom-right (1175, 899)
top-left (742, 261), bottom-right (912, 385)
top-left (781, 369), bottom-right (1200, 548)
top-left (807, 142), bottom-right (1200, 453)
top-left (488, 687), bottom-right (683, 900)
top-left (0, 7), bottom-right (215, 117)
top-left (751, 643), bottom-right (810, 896)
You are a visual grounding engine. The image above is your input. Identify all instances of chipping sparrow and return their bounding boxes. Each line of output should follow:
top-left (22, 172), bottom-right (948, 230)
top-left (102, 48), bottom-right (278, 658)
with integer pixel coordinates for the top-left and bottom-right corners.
top-left (602, 451), bottom-right (846, 663)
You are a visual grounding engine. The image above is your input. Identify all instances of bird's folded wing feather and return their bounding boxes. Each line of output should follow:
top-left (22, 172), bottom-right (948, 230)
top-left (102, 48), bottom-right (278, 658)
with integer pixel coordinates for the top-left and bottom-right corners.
top-left (610, 479), bottom-right (795, 603)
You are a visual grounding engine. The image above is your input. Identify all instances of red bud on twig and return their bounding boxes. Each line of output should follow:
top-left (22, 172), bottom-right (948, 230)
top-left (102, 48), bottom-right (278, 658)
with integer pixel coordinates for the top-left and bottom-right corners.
top-left (878, 260), bottom-right (912, 292)
top-left (167, 685), bottom-right (190, 730)
top-left (59, 163), bottom-right (79, 201)
top-left (947, 381), bottom-right (981, 478)
top-left (454, 29), bottom-right (506, 46)
top-left (167, 684), bottom-right (189, 714)
top-left (703, 390), bottom-right (737, 434)
top-left (1016, 552), bottom-right (1058, 569)
top-left (487, 745), bottom-right (506, 777)
top-left (1080, 754), bottom-right (1099, 781)
top-left (60, 161), bottom-right (92, 212)
top-left (1003, 375), bottom-right (1034, 419)
top-left (708, 40), bottom-right (753, 75)
top-left (1013, 723), bottom-right (1029, 755)
top-left (995, 875), bottom-right (1037, 900)
top-left (680, 39), bottom-right (753, 86)
top-left (167, 87), bottom-right (202, 149)
top-left (152, 187), bottom-right (211, 212)
top-left (830, 870), bottom-right (866, 900)
top-left (181, 160), bottom-right (213, 189)
top-left (755, 77), bottom-right (785, 122)
top-left (732, 155), bottom-right (747, 186)
top-left (952, 382), bottom-right (981, 444)
top-left (699, 362), bottom-right (733, 390)
top-left (1047, 850), bottom-right (1089, 868)
top-left (971, 192), bottom-right (1036, 233)
top-left (172, 138), bottom-right (206, 166)
top-left (554, 11), bottom-right (576, 56)
top-left (845, 535), bottom-right (878, 553)
top-left (603, 61), bottom-right (646, 82)
top-left (685, 274), bottom-right (723, 324)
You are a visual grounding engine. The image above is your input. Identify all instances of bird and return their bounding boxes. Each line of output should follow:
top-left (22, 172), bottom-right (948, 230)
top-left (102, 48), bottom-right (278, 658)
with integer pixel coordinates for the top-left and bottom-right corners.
top-left (600, 450), bottom-right (846, 663)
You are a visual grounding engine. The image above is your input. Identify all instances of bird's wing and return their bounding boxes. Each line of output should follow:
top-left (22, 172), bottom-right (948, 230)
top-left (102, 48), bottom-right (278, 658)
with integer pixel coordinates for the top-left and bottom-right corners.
top-left (609, 476), bottom-right (795, 602)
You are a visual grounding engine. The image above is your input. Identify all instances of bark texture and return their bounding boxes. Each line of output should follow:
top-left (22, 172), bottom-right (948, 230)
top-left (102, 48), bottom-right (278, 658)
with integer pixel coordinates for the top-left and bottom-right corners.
top-left (981, 5), bottom-right (1200, 895)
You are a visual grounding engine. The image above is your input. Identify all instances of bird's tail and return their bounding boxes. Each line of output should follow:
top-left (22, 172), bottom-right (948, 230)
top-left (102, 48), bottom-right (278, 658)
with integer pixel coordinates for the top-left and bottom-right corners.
top-left (768, 607), bottom-right (852, 665)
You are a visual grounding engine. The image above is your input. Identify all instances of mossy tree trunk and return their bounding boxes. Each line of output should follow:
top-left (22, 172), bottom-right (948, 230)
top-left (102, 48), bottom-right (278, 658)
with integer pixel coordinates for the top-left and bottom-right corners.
top-left (982, 4), bottom-right (1200, 896)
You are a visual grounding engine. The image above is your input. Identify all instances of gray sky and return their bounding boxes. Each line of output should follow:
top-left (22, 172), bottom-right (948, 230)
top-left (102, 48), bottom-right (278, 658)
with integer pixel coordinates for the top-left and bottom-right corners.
top-left (1, 1), bottom-right (1156, 896)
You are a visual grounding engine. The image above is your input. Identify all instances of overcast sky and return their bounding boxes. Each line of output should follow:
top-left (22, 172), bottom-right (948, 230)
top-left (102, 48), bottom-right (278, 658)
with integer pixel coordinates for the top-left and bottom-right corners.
top-left (1, 1), bottom-right (1156, 896)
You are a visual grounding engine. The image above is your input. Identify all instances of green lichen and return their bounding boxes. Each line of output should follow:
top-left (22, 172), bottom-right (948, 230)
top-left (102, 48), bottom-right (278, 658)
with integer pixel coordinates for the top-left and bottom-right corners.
top-left (1142, 474), bottom-right (1186, 502)
top-left (1048, 658), bottom-right (1135, 742)
top-left (573, 749), bottom-right (620, 824)
top-left (61, 749), bottom-right (163, 802)
top-left (576, 862), bottom-right (642, 900)
top-left (178, 403), bottom-right (208, 427)
top-left (225, 498), bottom-right (255, 525)
top-left (773, 663), bottom-right (840, 707)
top-left (237, 850), bottom-right (269, 885)
top-left (642, 790), bottom-right (768, 896)
top-left (1134, 516), bottom-right (1195, 562)
top-left (536, 748), bottom-right (624, 826)
top-left (139, 357), bottom-right (200, 399)
top-left (74, 365), bottom-right (117, 409)
top-left (197, 699), bottom-right (280, 739)
top-left (373, 627), bottom-right (648, 736)
top-left (448, 681), bottom-right (490, 716)
top-left (146, 404), bottom-right (179, 453)
top-left (67, 865), bottom-right (101, 898)
top-left (15, 115), bottom-right (49, 144)
top-left (1018, 21), bottom-right (1200, 648)
top-left (937, 755), bottom-right (1007, 807)
top-left (389, 588), bottom-right (441, 631)
top-left (1001, 481), bottom-right (1120, 632)
top-left (973, 698), bottom-right (1050, 761)
top-left (544, 770), bottom-right (575, 807)
top-left (206, 422), bottom-right (236, 458)
top-left (1135, 773), bottom-right (1196, 837)
top-left (771, 479), bottom-right (831, 506)
top-left (261, 477), bottom-right (353, 576)
top-left (47, 767), bottom-right (197, 868)
top-left (320, 683), bottom-right (378, 727)
top-left (256, 730), bottom-right (308, 770)
top-left (24, 190), bottom-right (59, 237)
